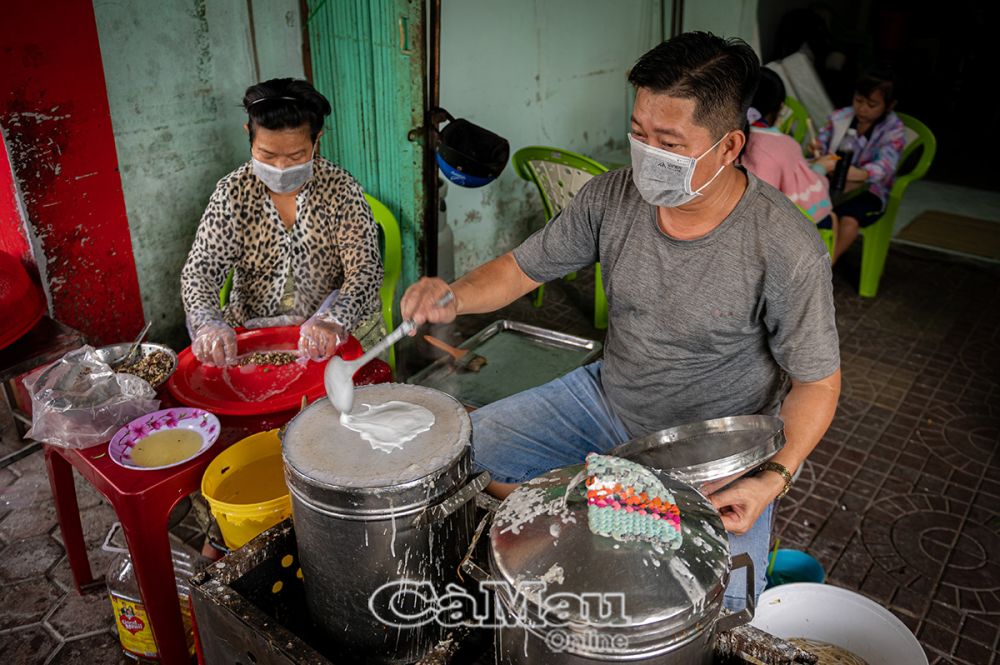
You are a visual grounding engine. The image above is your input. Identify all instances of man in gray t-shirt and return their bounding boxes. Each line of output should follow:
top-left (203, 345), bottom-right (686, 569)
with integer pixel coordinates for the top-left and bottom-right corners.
top-left (402, 32), bottom-right (841, 610)
top-left (512, 167), bottom-right (839, 438)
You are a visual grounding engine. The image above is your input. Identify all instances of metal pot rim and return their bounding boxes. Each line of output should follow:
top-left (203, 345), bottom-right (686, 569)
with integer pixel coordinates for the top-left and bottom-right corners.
top-left (284, 447), bottom-right (472, 518)
top-left (281, 384), bottom-right (472, 514)
top-left (609, 414), bottom-right (785, 486)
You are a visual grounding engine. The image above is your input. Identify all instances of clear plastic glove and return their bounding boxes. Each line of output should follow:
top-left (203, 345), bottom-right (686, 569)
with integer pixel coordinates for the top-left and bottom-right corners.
top-left (244, 314), bottom-right (306, 330)
top-left (192, 321), bottom-right (238, 367)
top-left (298, 312), bottom-right (345, 362)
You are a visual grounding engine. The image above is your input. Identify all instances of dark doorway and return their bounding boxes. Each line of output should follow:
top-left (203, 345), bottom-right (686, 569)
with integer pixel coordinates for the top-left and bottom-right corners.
top-left (760, 0), bottom-right (998, 191)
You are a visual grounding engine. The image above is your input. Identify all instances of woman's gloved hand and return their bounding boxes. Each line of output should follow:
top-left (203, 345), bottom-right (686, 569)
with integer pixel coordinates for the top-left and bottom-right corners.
top-left (244, 314), bottom-right (306, 330)
top-left (192, 321), bottom-right (238, 367)
top-left (298, 311), bottom-right (345, 362)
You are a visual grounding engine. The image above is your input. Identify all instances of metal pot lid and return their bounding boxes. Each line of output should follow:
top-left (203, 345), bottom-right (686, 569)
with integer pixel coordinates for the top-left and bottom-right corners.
top-left (489, 462), bottom-right (730, 644)
top-left (282, 383), bottom-right (471, 515)
top-left (609, 415), bottom-right (784, 487)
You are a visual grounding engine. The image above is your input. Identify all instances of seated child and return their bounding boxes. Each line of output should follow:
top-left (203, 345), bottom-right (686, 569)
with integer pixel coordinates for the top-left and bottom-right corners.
top-left (742, 68), bottom-right (835, 231)
top-left (813, 67), bottom-right (906, 263)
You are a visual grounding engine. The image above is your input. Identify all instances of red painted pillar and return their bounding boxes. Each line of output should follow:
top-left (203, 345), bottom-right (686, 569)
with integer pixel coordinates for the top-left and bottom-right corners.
top-left (0, 0), bottom-right (144, 344)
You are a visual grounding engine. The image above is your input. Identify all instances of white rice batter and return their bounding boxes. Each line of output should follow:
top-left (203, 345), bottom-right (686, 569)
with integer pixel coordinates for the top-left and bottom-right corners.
top-left (339, 401), bottom-right (435, 453)
top-left (282, 384), bottom-right (471, 488)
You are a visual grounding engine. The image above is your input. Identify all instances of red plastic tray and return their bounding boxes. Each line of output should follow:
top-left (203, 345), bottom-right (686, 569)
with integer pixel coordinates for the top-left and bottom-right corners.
top-left (166, 326), bottom-right (390, 415)
top-left (0, 252), bottom-right (46, 351)
top-left (0, 297), bottom-right (43, 351)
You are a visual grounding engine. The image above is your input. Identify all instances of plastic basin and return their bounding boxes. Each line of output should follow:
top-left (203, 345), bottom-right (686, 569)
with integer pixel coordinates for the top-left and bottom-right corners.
top-left (751, 582), bottom-right (927, 665)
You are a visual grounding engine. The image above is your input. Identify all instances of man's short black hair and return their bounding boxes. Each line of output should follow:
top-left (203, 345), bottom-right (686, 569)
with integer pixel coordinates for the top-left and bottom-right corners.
top-left (242, 78), bottom-right (332, 143)
top-left (628, 31), bottom-right (760, 138)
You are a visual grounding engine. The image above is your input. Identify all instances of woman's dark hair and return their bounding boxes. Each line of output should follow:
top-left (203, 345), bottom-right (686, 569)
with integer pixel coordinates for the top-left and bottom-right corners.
top-left (628, 31), bottom-right (760, 138)
top-left (751, 68), bottom-right (786, 125)
top-left (855, 66), bottom-right (896, 106)
top-left (242, 78), bottom-right (332, 143)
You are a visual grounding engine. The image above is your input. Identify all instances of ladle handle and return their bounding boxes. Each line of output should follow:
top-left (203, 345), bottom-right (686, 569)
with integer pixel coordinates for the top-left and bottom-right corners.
top-left (348, 290), bottom-right (455, 367)
top-left (351, 321), bottom-right (415, 368)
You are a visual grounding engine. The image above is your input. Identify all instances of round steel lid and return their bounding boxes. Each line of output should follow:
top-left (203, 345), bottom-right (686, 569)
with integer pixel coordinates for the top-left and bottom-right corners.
top-left (282, 383), bottom-right (471, 517)
top-left (489, 463), bottom-right (730, 655)
top-left (610, 415), bottom-right (784, 487)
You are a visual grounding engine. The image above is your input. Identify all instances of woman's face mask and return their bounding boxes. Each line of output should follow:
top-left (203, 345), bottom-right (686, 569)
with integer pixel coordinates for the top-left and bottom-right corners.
top-left (252, 152), bottom-right (314, 194)
top-left (628, 133), bottom-right (727, 207)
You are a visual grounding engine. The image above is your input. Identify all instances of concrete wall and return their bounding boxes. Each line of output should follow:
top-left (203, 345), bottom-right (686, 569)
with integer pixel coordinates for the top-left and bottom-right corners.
top-left (683, 0), bottom-right (760, 55)
top-left (93, 0), bottom-right (304, 346)
top-left (436, 1), bottom-right (773, 278)
top-left (439, 0), bottom-right (665, 277)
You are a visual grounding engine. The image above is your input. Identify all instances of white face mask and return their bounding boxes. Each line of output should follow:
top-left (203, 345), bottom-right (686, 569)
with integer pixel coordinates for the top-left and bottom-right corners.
top-left (628, 133), bottom-right (727, 207)
top-left (252, 149), bottom-right (315, 194)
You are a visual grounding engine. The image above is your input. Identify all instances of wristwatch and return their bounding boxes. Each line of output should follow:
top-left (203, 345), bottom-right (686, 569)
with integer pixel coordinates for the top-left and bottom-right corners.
top-left (759, 461), bottom-right (793, 498)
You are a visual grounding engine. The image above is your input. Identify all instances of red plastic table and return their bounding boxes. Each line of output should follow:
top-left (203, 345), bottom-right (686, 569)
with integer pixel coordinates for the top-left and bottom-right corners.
top-left (45, 358), bottom-right (392, 665)
top-left (45, 410), bottom-right (291, 664)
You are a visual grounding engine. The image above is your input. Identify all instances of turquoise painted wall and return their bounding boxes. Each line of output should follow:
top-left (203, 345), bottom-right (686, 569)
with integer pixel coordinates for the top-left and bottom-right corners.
top-left (94, 0), bottom-right (304, 346)
top-left (306, 0), bottom-right (426, 293)
top-left (439, 0), bottom-right (666, 276)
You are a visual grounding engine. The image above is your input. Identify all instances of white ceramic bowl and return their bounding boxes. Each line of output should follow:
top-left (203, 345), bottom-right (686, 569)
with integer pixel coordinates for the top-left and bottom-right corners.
top-left (750, 583), bottom-right (927, 665)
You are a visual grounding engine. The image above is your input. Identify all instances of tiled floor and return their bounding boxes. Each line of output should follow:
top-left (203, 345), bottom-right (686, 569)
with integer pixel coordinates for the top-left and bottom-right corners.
top-left (0, 451), bottom-right (131, 663)
top-left (0, 429), bottom-right (203, 663)
top-left (1, 238), bottom-right (998, 663)
top-left (777, 245), bottom-right (1000, 665)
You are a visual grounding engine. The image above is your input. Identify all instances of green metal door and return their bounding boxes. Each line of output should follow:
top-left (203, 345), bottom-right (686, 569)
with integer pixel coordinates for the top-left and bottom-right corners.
top-left (306, 0), bottom-right (426, 293)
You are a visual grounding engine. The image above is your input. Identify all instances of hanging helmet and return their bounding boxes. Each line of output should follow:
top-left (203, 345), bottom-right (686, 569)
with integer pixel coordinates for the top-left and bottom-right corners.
top-left (434, 112), bottom-right (509, 188)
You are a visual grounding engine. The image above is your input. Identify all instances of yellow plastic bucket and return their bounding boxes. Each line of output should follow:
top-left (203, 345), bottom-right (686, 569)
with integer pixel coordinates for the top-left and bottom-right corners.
top-left (201, 429), bottom-right (291, 549)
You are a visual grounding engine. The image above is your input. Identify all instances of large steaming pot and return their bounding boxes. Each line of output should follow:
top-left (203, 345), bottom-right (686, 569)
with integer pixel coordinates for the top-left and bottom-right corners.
top-left (282, 383), bottom-right (488, 664)
top-left (463, 463), bottom-right (754, 664)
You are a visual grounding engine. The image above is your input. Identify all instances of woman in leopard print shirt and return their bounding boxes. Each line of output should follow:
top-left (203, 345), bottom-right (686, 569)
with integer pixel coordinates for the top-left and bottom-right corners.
top-left (181, 78), bottom-right (383, 366)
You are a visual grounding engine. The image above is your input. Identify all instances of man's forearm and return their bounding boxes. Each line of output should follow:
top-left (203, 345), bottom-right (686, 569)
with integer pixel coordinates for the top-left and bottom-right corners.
top-left (773, 369), bottom-right (842, 476)
top-left (452, 252), bottom-right (541, 315)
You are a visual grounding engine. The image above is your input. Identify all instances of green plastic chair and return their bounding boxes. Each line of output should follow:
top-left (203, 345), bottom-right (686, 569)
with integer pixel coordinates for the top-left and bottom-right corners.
top-left (364, 193), bottom-right (402, 371)
top-left (817, 226), bottom-right (835, 257)
top-left (220, 269), bottom-right (234, 308)
top-left (512, 146), bottom-right (609, 329)
top-left (856, 113), bottom-right (936, 297)
top-left (778, 95), bottom-right (810, 146)
top-left (216, 194), bottom-right (402, 370)
top-left (796, 205), bottom-right (836, 259)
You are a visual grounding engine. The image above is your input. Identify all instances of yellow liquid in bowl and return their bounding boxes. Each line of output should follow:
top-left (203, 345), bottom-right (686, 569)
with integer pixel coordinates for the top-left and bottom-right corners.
top-left (129, 429), bottom-right (204, 468)
top-left (215, 456), bottom-right (288, 504)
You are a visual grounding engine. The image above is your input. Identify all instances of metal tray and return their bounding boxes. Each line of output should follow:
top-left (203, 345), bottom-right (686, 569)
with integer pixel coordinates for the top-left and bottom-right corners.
top-left (609, 415), bottom-right (785, 487)
top-left (406, 320), bottom-right (602, 408)
top-left (94, 342), bottom-right (178, 388)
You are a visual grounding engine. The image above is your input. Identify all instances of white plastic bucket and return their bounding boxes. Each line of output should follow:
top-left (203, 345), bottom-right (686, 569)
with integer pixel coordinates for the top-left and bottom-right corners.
top-left (750, 583), bottom-right (927, 665)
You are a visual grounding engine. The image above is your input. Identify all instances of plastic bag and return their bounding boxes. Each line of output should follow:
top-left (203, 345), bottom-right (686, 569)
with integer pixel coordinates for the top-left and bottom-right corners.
top-left (24, 345), bottom-right (160, 449)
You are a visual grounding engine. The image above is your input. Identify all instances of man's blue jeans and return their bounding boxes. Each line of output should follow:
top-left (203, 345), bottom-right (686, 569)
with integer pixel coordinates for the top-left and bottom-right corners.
top-left (471, 361), bottom-right (770, 610)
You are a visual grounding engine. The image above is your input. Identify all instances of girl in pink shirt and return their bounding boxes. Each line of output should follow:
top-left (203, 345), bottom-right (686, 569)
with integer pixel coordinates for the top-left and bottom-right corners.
top-left (742, 69), bottom-right (834, 230)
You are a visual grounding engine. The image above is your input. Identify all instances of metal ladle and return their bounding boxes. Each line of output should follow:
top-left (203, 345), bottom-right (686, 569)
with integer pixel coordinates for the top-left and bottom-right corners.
top-left (325, 291), bottom-right (454, 414)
